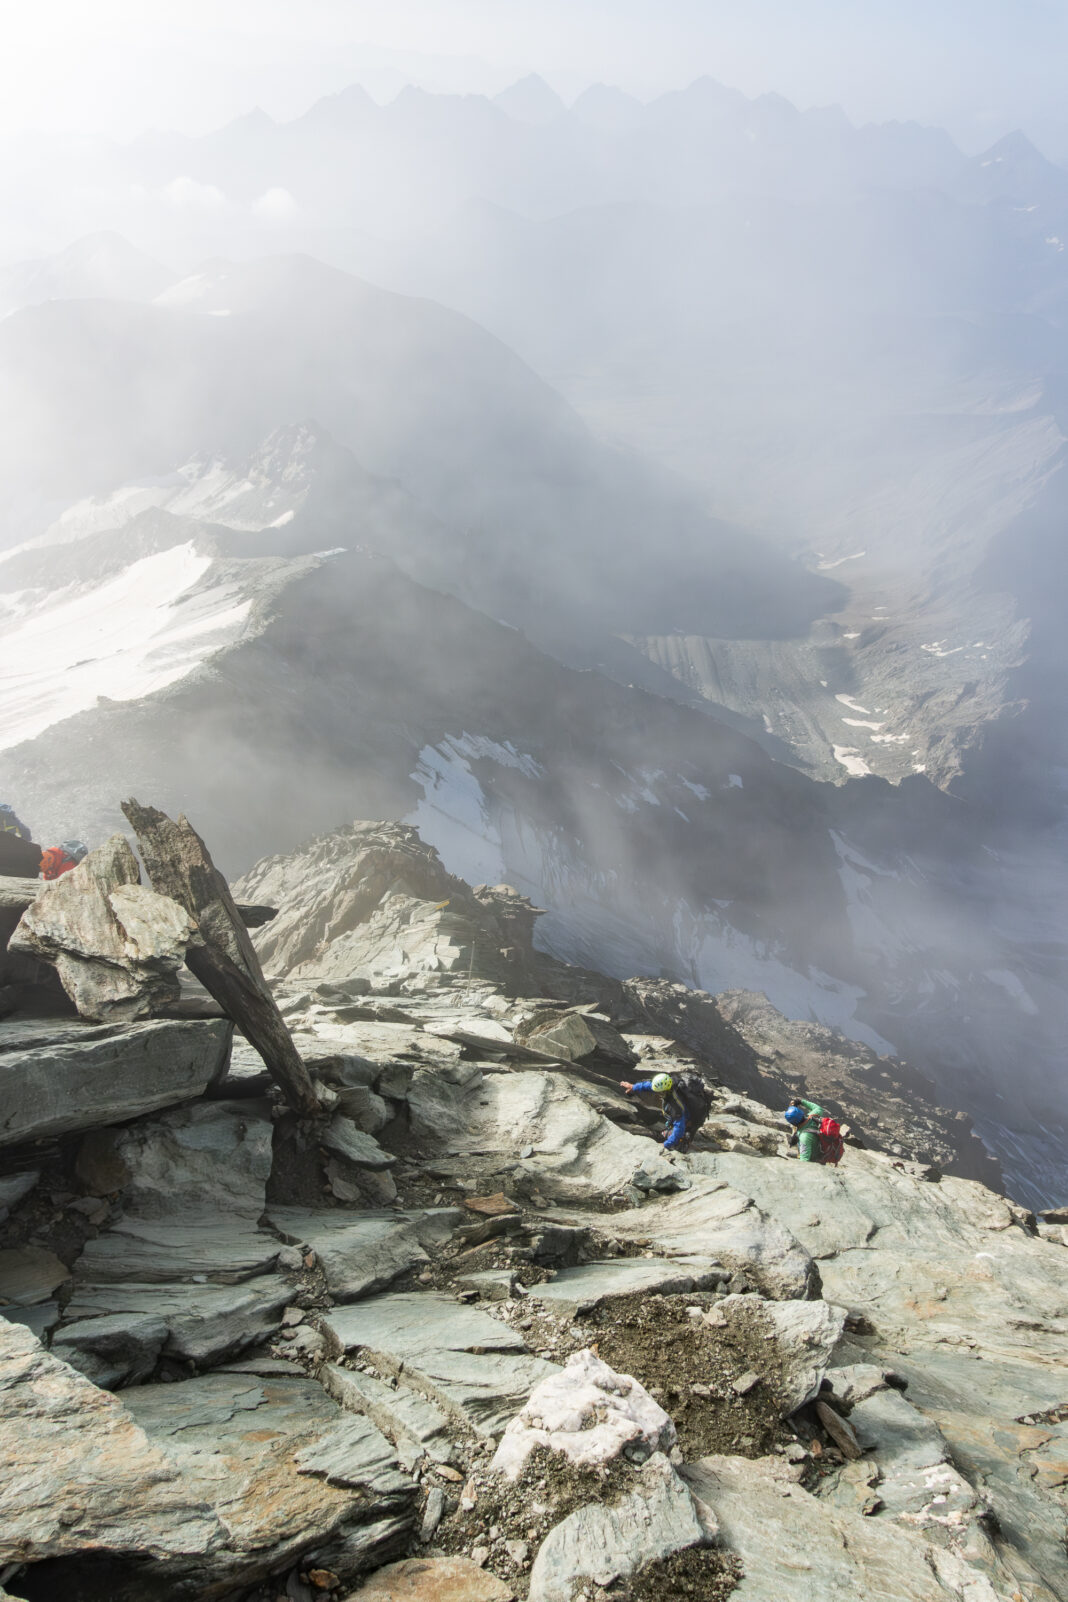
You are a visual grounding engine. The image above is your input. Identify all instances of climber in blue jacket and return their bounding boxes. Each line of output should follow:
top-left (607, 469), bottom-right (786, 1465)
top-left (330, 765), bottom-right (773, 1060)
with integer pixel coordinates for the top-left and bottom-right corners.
top-left (619, 1072), bottom-right (690, 1151)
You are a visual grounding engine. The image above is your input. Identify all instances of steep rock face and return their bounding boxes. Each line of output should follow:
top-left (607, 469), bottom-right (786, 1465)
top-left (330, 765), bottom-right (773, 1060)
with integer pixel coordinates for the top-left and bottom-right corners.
top-left (235, 821), bottom-right (544, 995)
top-left (238, 821), bottom-right (1002, 1188)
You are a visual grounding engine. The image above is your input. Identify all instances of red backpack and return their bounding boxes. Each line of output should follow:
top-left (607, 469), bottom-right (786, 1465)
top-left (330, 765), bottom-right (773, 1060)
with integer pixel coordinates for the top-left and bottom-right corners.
top-left (40, 846), bottom-right (77, 882)
top-left (818, 1116), bottom-right (845, 1166)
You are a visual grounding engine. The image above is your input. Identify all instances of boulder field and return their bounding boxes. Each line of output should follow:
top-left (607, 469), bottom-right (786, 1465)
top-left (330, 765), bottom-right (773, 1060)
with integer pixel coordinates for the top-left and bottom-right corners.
top-left (0, 819), bottom-right (1063, 1602)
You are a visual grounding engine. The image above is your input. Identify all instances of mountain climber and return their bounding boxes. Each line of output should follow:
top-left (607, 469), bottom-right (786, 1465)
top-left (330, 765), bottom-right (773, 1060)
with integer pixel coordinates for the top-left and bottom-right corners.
top-left (785, 1098), bottom-right (844, 1165)
top-left (0, 803), bottom-right (41, 878)
top-left (40, 840), bottom-right (89, 881)
top-left (620, 1070), bottom-right (713, 1152)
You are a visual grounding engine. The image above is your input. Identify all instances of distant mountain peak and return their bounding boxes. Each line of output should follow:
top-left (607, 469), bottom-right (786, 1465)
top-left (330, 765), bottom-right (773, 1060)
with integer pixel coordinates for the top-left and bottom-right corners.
top-left (984, 128), bottom-right (1043, 160)
top-left (493, 74), bottom-right (566, 124)
top-left (570, 83), bottom-right (645, 131)
top-left (296, 83), bottom-right (376, 129)
top-left (957, 127), bottom-right (1068, 203)
top-left (227, 105), bottom-right (275, 131)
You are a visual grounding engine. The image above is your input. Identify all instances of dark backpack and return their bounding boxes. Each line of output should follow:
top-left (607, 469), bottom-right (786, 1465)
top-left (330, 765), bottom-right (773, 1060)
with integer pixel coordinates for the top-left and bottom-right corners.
top-left (674, 1071), bottom-right (714, 1131)
top-left (818, 1115), bottom-right (845, 1166)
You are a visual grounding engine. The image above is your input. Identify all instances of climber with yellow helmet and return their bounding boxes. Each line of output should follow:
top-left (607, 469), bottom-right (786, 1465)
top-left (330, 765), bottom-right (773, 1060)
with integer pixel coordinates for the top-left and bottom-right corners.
top-left (619, 1070), bottom-right (694, 1152)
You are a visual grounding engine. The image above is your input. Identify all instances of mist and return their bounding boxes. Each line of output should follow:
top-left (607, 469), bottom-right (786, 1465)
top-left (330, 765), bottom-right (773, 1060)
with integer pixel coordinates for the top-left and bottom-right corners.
top-left (0, 1), bottom-right (1066, 1209)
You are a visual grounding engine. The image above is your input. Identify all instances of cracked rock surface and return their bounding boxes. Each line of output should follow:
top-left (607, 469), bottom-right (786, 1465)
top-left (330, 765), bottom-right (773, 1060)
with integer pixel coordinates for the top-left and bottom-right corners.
top-left (0, 818), bottom-right (1064, 1602)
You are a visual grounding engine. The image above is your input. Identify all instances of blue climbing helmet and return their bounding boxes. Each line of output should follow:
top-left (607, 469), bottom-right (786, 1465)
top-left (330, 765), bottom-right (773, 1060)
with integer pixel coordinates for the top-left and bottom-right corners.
top-left (784, 1105), bottom-right (805, 1126)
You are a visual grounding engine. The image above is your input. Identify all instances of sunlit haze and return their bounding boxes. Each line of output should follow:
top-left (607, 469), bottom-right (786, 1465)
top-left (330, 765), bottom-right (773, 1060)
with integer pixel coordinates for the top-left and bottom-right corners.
top-left (3, 0), bottom-right (1068, 154)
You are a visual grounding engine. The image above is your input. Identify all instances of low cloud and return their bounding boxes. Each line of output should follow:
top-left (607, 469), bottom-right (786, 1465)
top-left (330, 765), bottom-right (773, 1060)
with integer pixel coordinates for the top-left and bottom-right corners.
top-left (164, 175), bottom-right (227, 211)
top-left (253, 186), bottom-right (298, 222)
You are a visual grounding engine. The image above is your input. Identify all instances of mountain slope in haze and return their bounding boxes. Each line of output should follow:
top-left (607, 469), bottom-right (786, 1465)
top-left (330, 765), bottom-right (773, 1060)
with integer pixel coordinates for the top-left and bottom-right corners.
top-left (0, 252), bottom-right (840, 653)
top-left (0, 232), bottom-right (174, 321)
top-left (342, 192), bottom-right (1068, 797)
top-left (0, 505), bottom-right (1064, 1207)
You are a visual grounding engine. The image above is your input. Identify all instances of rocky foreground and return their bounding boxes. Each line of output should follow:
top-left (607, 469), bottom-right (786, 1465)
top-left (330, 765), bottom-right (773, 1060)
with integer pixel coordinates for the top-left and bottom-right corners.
top-left (0, 817), bottom-right (1065, 1602)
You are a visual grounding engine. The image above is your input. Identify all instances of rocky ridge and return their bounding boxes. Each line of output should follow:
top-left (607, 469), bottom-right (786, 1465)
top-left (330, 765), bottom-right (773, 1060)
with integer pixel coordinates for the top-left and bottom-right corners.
top-left (0, 817), bottom-right (1064, 1602)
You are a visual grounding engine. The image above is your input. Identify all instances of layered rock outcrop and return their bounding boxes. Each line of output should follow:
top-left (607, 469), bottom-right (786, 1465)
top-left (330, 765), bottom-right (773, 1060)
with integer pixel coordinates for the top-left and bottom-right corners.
top-left (0, 817), bottom-right (1063, 1602)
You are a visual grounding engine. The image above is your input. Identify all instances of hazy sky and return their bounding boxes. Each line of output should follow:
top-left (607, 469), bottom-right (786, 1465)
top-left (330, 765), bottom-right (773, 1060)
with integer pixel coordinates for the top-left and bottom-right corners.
top-left (3, 0), bottom-right (1066, 153)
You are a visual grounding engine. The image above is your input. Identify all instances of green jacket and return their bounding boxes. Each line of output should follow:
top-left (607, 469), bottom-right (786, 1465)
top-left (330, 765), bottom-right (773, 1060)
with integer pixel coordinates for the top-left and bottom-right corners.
top-left (794, 1098), bottom-right (824, 1131)
top-left (794, 1099), bottom-right (825, 1162)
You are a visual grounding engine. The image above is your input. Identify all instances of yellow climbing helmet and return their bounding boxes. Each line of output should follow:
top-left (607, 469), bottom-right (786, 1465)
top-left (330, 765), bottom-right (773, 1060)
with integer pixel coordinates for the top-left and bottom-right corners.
top-left (652, 1073), bottom-right (673, 1094)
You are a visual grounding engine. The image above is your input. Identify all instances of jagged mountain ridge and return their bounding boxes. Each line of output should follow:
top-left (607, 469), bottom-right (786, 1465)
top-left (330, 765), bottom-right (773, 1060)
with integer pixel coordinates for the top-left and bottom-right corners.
top-left (233, 816), bottom-right (1003, 1191)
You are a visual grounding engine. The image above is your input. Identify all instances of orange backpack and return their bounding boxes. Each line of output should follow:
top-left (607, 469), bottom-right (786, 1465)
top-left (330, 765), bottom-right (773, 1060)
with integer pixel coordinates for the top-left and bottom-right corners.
top-left (40, 846), bottom-right (77, 881)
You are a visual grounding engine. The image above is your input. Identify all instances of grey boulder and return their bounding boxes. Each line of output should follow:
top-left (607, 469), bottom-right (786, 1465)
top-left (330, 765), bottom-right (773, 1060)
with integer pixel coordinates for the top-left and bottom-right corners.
top-left (9, 833), bottom-right (196, 1021)
top-left (110, 1099), bottom-right (274, 1218)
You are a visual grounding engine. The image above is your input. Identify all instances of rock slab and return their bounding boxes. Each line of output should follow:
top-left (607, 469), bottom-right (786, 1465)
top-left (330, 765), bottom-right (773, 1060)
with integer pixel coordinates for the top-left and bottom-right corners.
top-left (528, 1453), bottom-right (713, 1602)
top-left (0, 1017), bottom-right (232, 1147)
top-left (0, 1313), bottom-right (217, 1565)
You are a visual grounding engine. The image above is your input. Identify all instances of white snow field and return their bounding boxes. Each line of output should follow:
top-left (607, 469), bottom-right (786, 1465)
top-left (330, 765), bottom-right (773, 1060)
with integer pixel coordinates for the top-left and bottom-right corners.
top-left (0, 543), bottom-right (251, 750)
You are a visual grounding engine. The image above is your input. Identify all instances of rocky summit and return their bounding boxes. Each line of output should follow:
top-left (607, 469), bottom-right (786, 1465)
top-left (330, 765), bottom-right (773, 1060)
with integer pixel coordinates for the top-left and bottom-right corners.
top-left (0, 815), bottom-right (1064, 1602)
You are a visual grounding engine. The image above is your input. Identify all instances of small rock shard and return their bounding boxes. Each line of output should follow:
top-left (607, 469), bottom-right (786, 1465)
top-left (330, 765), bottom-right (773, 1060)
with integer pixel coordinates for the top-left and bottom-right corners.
top-left (420, 1485), bottom-right (445, 1541)
top-left (463, 1192), bottom-right (520, 1217)
top-left (816, 1399), bottom-right (862, 1461)
top-left (732, 1371), bottom-right (762, 1396)
top-left (346, 1556), bottom-right (514, 1601)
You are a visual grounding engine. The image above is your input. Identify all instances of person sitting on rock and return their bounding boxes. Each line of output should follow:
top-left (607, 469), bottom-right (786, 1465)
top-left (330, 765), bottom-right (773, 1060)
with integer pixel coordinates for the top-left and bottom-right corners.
top-left (619, 1072), bottom-right (692, 1152)
top-left (784, 1097), bottom-right (837, 1163)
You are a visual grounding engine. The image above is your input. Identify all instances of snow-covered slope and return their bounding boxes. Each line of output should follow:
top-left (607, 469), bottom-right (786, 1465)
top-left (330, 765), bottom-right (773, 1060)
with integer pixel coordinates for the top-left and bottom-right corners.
top-left (0, 542), bottom-right (254, 749)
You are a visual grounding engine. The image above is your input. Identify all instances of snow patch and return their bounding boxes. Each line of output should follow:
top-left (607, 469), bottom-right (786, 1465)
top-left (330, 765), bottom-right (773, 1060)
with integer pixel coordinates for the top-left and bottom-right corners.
top-left (983, 969), bottom-right (1039, 1016)
top-left (833, 746), bottom-right (872, 777)
top-left (835, 694), bottom-right (872, 715)
top-left (842, 718), bottom-right (885, 731)
top-left (680, 778), bottom-right (711, 800)
top-left (921, 641), bottom-right (964, 658)
top-left (0, 543), bottom-right (251, 750)
top-left (816, 549), bottom-right (866, 570)
top-left (727, 773), bottom-right (743, 789)
top-left (673, 901), bottom-right (896, 1055)
top-left (406, 733), bottom-right (543, 887)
